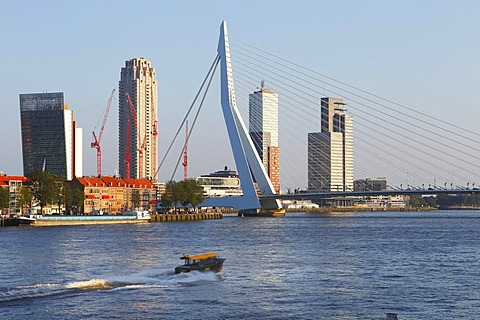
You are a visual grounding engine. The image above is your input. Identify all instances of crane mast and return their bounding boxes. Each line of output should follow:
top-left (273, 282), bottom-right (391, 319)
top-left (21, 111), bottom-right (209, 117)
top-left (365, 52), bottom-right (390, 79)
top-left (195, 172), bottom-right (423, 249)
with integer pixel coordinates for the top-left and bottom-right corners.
top-left (152, 120), bottom-right (158, 182)
top-left (125, 116), bottom-right (131, 178)
top-left (91, 89), bottom-right (115, 176)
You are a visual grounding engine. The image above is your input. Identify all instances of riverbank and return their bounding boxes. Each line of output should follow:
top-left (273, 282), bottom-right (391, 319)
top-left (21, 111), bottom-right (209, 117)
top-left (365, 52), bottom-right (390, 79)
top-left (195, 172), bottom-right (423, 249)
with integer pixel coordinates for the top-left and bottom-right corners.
top-left (150, 212), bottom-right (223, 222)
top-left (285, 206), bottom-right (436, 213)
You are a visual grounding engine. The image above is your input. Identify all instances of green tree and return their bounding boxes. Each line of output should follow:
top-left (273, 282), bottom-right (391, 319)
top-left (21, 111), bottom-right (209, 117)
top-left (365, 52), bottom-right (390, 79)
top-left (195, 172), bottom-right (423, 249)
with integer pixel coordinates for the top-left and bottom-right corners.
top-left (0, 187), bottom-right (9, 213)
top-left (424, 196), bottom-right (437, 208)
top-left (161, 180), bottom-right (175, 209)
top-left (185, 179), bottom-right (204, 210)
top-left (131, 189), bottom-right (141, 209)
top-left (64, 184), bottom-right (84, 214)
top-left (409, 195), bottom-right (426, 207)
top-left (17, 186), bottom-right (33, 214)
top-left (70, 189), bottom-right (85, 214)
top-left (27, 170), bottom-right (62, 214)
top-left (162, 180), bottom-right (185, 212)
top-left (52, 181), bottom-right (65, 214)
top-left (161, 179), bottom-right (204, 212)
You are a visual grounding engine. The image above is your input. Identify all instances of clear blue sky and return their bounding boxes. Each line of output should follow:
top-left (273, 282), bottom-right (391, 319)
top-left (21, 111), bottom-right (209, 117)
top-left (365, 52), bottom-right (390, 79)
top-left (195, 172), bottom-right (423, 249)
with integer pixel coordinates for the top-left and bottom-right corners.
top-left (1, 0), bottom-right (479, 187)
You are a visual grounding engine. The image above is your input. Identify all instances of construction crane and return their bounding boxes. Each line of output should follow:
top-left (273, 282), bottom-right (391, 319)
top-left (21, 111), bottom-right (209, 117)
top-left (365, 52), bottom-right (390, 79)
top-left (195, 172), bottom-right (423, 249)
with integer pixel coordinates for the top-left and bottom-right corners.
top-left (91, 89), bottom-right (115, 176)
top-left (152, 120), bottom-right (158, 182)
top-left (125, 93), bottom-right (147, 178)
top-left (125, 115), bottom-right (131, 178)
top-left (182, 120), bottom-right (188, 181)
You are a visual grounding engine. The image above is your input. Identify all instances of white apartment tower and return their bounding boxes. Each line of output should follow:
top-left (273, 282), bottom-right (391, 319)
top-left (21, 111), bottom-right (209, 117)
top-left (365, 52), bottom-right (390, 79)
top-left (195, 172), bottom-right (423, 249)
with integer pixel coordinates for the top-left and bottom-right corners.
top-left (118, 58), bottom-right (158, 180)
top-left (308, 97), bottom-right (353, 191)
top-left (249, 81), bottom-right (280, 193)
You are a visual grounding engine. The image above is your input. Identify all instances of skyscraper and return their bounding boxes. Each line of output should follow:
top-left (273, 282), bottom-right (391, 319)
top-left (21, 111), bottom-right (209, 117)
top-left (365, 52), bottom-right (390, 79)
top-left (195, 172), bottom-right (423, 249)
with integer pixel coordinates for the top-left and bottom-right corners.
top-left (308, 97), bottom-right (353, 191)
top-left (19, 92), bottom-right (82, 180)
top-left (249, 81), bottom-right (280, 193)
top-left (118, 58), bottom-right (158, 180)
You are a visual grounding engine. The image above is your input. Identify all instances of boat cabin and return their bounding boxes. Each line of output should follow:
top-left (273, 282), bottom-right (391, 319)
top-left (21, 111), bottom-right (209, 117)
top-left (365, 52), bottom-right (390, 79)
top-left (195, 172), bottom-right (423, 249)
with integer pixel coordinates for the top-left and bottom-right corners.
top-left (180, 252), bottom-right (218, 266)
top-left (175, 252), bottom-right (225, 274)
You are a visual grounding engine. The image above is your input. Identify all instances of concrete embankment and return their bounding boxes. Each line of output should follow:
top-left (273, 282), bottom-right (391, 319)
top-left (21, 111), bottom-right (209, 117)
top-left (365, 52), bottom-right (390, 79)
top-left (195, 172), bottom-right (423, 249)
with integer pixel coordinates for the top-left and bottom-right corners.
top-left (150, 212), bottom-right (223, 222)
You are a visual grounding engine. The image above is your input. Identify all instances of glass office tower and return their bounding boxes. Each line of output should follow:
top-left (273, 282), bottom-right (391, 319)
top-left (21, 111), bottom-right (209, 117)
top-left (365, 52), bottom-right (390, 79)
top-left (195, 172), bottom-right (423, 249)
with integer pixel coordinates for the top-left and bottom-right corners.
top-left (19, 92), bottom-right (76, 180)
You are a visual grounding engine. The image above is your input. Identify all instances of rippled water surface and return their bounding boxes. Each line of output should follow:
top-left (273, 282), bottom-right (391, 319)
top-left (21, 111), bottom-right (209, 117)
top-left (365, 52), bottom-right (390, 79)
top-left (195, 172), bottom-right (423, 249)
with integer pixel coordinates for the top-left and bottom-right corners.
top-left (1, 210), bottom-right (480, 319)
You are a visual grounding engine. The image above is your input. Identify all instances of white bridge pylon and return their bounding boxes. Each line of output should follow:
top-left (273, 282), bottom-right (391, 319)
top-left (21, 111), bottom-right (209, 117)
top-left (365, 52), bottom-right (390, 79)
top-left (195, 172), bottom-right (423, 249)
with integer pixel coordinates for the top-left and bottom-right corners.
top-left (201, 21), bottom-right (281, 212)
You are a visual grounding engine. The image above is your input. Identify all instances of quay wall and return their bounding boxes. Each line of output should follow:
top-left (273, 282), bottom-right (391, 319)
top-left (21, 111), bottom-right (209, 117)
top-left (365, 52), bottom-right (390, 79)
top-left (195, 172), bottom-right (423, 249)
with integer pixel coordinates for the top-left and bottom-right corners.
top-left (150, 212), bottom-right (223, 222)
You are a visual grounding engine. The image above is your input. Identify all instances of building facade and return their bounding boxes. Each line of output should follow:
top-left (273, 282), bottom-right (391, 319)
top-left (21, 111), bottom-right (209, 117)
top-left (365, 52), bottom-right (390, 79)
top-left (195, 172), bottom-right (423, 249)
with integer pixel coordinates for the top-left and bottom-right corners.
top-left (19, 92), bottom-right (82, 180)
top-left (353, 177), bottom-right (406, 209)
top-left (248, 82), bottom-right (280, 193)
top-left (308, 97), bottom-right (353, 192)
top-left (0, 175), bottom-right (28, 216)
top-left (71, 176), bottom-right (157, 214)
top-left (118, 58), bottom-right (158, 180)
top-left (196, 167), bottom-right (243, 198)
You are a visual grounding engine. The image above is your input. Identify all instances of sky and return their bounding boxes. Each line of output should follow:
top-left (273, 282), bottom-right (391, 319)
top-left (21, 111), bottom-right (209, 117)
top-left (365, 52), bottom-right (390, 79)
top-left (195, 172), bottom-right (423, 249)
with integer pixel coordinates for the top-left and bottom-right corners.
top-left (1, 0), bottom-right (479, 188)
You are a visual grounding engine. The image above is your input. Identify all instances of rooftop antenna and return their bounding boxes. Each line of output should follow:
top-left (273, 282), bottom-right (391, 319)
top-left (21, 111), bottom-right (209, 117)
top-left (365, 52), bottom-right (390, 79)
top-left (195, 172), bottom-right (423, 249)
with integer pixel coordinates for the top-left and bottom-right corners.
top-left (261, 80), bottom-right (265, 90)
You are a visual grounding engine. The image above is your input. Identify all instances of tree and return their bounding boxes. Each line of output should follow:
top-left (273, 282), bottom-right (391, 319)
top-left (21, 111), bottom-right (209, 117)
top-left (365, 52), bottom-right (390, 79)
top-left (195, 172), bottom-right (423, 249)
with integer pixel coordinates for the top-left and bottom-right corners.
top-left (161, 180), bottom-right (175, 209)
top-left (185, 179), bottom-right (204, 210)
top-left (162, 180), bottom-right (184, 212)
top-left (131, 189), bottom-right (140, 209)
top-left (17, 186), bottom-right (33, 214)
top-left (70, 189), bottom-right (85, 214)
top-left (409, 195), bottom-right (426, 207)
top-left (0, 187), bottom-right (9, 213)
top-left (161, 179), bottom-right (204, 212)
top-left (64, 184), bottom-right (84, 214)
top-left (424, 196), bottom-right (437, 208)
top-left (27, 169), bottom-right (62, 214)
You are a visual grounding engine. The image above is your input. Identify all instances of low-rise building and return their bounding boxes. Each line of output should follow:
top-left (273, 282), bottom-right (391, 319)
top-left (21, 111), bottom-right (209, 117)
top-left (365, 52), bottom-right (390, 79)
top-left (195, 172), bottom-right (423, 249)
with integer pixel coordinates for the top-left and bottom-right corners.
top-left (0, 175), bottom-right (28, 216)
top-left (70, 176), bottom-right (157, 214)
top-left (354, 177), bottom-right (407, 209)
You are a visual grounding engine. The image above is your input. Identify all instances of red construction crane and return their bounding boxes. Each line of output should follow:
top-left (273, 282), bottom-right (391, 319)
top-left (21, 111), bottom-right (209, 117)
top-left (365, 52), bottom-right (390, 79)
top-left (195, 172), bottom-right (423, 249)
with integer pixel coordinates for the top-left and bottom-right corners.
top-left (152, 120), bottom-right (158, 182)
top-left (182, 120), bottom-right (188, 181)
top-left (125, 93), bottom-right (147, 178)
top-left (91, 89), bottom-right (115, 176)
top-left (125, 116), bottom-right (131, 178)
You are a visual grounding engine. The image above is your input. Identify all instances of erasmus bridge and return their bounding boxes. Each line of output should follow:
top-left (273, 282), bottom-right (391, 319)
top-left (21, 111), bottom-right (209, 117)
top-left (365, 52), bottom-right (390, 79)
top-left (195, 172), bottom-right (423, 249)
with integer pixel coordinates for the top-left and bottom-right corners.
top-left (158, 21), bottom-right (480, 215)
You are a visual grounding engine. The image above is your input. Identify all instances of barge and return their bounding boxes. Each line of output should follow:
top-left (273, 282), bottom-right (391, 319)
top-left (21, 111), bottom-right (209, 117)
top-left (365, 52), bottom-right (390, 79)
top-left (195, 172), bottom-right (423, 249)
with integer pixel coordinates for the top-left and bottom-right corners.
top-left (19, 211), bottom-right (151, 227)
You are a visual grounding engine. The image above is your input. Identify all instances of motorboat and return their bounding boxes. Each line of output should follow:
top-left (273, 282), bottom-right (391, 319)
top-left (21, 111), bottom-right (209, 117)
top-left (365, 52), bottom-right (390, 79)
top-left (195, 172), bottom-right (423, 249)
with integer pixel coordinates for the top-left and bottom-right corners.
top-left (175, 252), bottom-right (225, 274)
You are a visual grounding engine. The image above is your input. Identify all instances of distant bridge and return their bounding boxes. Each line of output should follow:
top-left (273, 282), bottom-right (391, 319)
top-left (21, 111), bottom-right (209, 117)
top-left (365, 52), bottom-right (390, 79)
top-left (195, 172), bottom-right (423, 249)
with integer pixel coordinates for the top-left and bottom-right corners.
top-left (260, 188), bottom-right (480, 201)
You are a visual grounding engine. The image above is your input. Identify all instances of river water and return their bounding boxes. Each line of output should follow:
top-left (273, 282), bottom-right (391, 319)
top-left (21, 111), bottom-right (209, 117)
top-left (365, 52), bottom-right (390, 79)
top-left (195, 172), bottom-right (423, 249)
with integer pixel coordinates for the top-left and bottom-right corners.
top-left (1, 210), bottom-right (479, 319)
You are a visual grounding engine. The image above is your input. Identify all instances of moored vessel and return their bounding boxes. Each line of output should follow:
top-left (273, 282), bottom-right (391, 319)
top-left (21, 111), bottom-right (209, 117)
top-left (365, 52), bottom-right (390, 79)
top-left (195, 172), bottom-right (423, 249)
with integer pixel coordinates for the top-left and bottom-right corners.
top-left (18, 210), bottom-right (151, 227)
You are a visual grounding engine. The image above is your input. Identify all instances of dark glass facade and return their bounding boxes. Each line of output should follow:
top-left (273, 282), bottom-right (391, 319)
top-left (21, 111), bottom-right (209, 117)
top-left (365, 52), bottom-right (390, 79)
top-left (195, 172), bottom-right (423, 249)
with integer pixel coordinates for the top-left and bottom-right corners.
top-left (20, 92), bottom-right (71, 180)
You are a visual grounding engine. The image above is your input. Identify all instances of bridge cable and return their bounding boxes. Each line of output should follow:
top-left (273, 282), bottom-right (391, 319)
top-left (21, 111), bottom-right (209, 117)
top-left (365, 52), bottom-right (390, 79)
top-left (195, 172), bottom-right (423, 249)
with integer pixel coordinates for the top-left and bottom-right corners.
top-left (154, 54), bottom-right (220, 180)
top-left (231, 38), bottom-right (480, 140)
top-left (170, 55), bottom-right (220, 181)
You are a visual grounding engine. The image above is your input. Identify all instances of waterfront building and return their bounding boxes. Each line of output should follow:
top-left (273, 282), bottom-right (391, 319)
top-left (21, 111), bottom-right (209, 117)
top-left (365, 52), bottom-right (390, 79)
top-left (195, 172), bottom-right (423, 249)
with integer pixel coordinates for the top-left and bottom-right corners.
top-left (70, 176), bottom-right (157, 214)
top-left (19, 92), bottom-right (82, 180)
top-left (0, 175), bottom-right (27, 216)
top-left (353, 178), bottom-right (406, 209)
top-left (118, 58), bottom-right (158, 180)
top-left (308, 97), bottom-right (353, 192)
top-left (196, 167), bottom-right (243, 198)
top-left (248, 81), bottom-right (280, 193)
